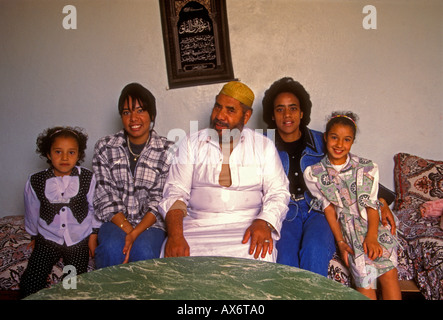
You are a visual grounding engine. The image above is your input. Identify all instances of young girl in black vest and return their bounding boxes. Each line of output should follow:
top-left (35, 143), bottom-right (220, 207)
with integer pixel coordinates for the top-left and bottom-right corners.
top-left (20, 126), bottom-right (101, 298)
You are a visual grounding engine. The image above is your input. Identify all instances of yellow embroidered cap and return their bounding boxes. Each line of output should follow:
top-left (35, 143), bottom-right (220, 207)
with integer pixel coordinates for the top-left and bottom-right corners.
top-left (219, 81), bottom-right (255, 108)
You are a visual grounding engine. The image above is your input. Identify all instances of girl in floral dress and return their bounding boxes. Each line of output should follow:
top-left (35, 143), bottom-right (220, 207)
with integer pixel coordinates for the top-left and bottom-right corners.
top-left (303, 112), bottom-right (401, 300)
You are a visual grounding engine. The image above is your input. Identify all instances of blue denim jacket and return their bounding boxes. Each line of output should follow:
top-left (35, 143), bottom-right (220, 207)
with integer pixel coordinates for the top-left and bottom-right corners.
top-left (269, 127), bottom-right (325, 209)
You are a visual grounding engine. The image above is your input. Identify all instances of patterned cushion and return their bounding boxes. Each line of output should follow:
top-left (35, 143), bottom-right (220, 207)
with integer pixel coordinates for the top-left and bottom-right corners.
top-left (397, 207), bottom-right (443, 300)
top-left (327, 252), bottom-right (351, 287)
top-left (393, 153), bottom-right (443, 211)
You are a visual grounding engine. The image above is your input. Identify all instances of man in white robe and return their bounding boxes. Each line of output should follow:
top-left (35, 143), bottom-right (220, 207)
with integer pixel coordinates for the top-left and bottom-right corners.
top-left (159, 81), bottom-right (290, 262)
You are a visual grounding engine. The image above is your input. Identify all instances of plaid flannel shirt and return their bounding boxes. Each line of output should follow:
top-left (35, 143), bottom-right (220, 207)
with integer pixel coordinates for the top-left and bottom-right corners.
top-left (93, 130), bottom-right (174, 230)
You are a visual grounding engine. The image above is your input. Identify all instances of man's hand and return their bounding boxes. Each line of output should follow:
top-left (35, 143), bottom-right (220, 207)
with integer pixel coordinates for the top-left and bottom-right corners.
top-left (242, 219), bottom-right (273, 259)
top-left (164, 235), bottom-right (190, 257)
top-left (164, 208), bottom-right (190, 257)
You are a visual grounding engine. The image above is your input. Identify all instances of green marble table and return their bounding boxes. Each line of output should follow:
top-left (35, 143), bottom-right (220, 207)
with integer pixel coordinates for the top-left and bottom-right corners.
top-left (26, 256), bottom-right (367, 300)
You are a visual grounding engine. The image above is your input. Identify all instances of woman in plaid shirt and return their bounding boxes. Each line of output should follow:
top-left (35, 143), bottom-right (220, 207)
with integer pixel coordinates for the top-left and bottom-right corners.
top-left (93, 83), bottom-right (174, 268)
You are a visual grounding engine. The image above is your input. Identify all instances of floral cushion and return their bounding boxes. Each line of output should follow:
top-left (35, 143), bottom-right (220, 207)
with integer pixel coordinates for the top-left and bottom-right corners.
top-left (0, 216), bottom-right (38, 291)
top-left (397, 207), bottom-right (443, 300)
top-left (393, 153), bottom-right (443, 300)
top-left (393, 153), bottom-right (443, 211)
top-left (327, 252), bottom-right (351, 287)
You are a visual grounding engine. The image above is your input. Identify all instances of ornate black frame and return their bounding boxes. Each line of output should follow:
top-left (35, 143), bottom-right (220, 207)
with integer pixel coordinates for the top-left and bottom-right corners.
top-left (159, 0), bottom-right (235, 89)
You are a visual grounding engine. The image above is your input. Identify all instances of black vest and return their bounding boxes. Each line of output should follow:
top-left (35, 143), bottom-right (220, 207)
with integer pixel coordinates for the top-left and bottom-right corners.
top-left (30, 167), bottom-right (93, 225)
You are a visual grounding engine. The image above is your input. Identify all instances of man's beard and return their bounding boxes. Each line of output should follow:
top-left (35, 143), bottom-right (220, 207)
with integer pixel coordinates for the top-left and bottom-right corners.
top-left (210, 115), bottom-right (245, 144)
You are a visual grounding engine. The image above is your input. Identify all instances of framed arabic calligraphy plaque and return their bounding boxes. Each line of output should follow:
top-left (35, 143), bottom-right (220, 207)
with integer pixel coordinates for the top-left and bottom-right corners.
top-left (159, 0), bottom-right (236, 89)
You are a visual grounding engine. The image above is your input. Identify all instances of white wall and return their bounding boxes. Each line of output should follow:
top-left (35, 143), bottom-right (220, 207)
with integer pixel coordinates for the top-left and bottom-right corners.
top-left (1, 0), bottom-right (442, 217)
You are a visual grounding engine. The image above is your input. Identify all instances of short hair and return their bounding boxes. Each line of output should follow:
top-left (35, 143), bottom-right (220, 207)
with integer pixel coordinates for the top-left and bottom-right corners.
top-left (262, 77), bottom-right (312, 129)
top-left (36, 126), bottom-right (88, 165)
top-left (118, 83), bottom-right (156, 122)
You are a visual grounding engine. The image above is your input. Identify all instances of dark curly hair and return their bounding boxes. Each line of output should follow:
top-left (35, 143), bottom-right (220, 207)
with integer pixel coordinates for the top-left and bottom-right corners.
top-left (36, 126), bottom-right (88, 165)
top-left (262, 77), bottom-right (312, 129)
top-left (325, 111), bottom-right (359, 138)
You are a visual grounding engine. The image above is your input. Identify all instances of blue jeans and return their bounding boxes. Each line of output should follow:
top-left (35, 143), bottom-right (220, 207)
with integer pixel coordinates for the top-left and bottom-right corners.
top-left (276, 200), bottom-right (336, 277)
top-left (95, 222), bottom-right (166, 269)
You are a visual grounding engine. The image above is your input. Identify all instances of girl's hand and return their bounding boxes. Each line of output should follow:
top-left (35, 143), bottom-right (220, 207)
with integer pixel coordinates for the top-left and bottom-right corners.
top-left (88, 234), bottom-right (98, 258)
top-left (337, 241), bottom-right (354, 267)
top-left (27, 239), bottom-right (35, 251)
top-left (122, 232), bottom-right (136, 264)
top-left (363, 236), bottom-right (383, 260)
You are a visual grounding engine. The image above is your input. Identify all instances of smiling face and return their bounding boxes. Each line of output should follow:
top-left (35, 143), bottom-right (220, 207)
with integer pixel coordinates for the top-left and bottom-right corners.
top-left (47, 136), bottom-right (79, 176)
top-left (324, 123), bottom-right (355, 165)
top-left (272, 92), bottom-right (303, 142)
top-left (121, 96), bottom-right (152, 145)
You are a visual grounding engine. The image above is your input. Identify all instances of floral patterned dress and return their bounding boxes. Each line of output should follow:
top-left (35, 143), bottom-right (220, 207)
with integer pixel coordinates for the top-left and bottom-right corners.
top-left (304, 154), bottom-right (398, 289)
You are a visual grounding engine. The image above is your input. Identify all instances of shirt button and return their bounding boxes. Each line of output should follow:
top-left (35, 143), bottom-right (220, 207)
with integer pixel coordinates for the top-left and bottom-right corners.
top-left (62, 224), bottom-right (66, 228)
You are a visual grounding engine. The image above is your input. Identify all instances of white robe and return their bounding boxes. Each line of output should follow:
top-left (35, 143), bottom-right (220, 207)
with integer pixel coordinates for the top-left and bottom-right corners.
top-left (159, 128), bottom-right (290, 262)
